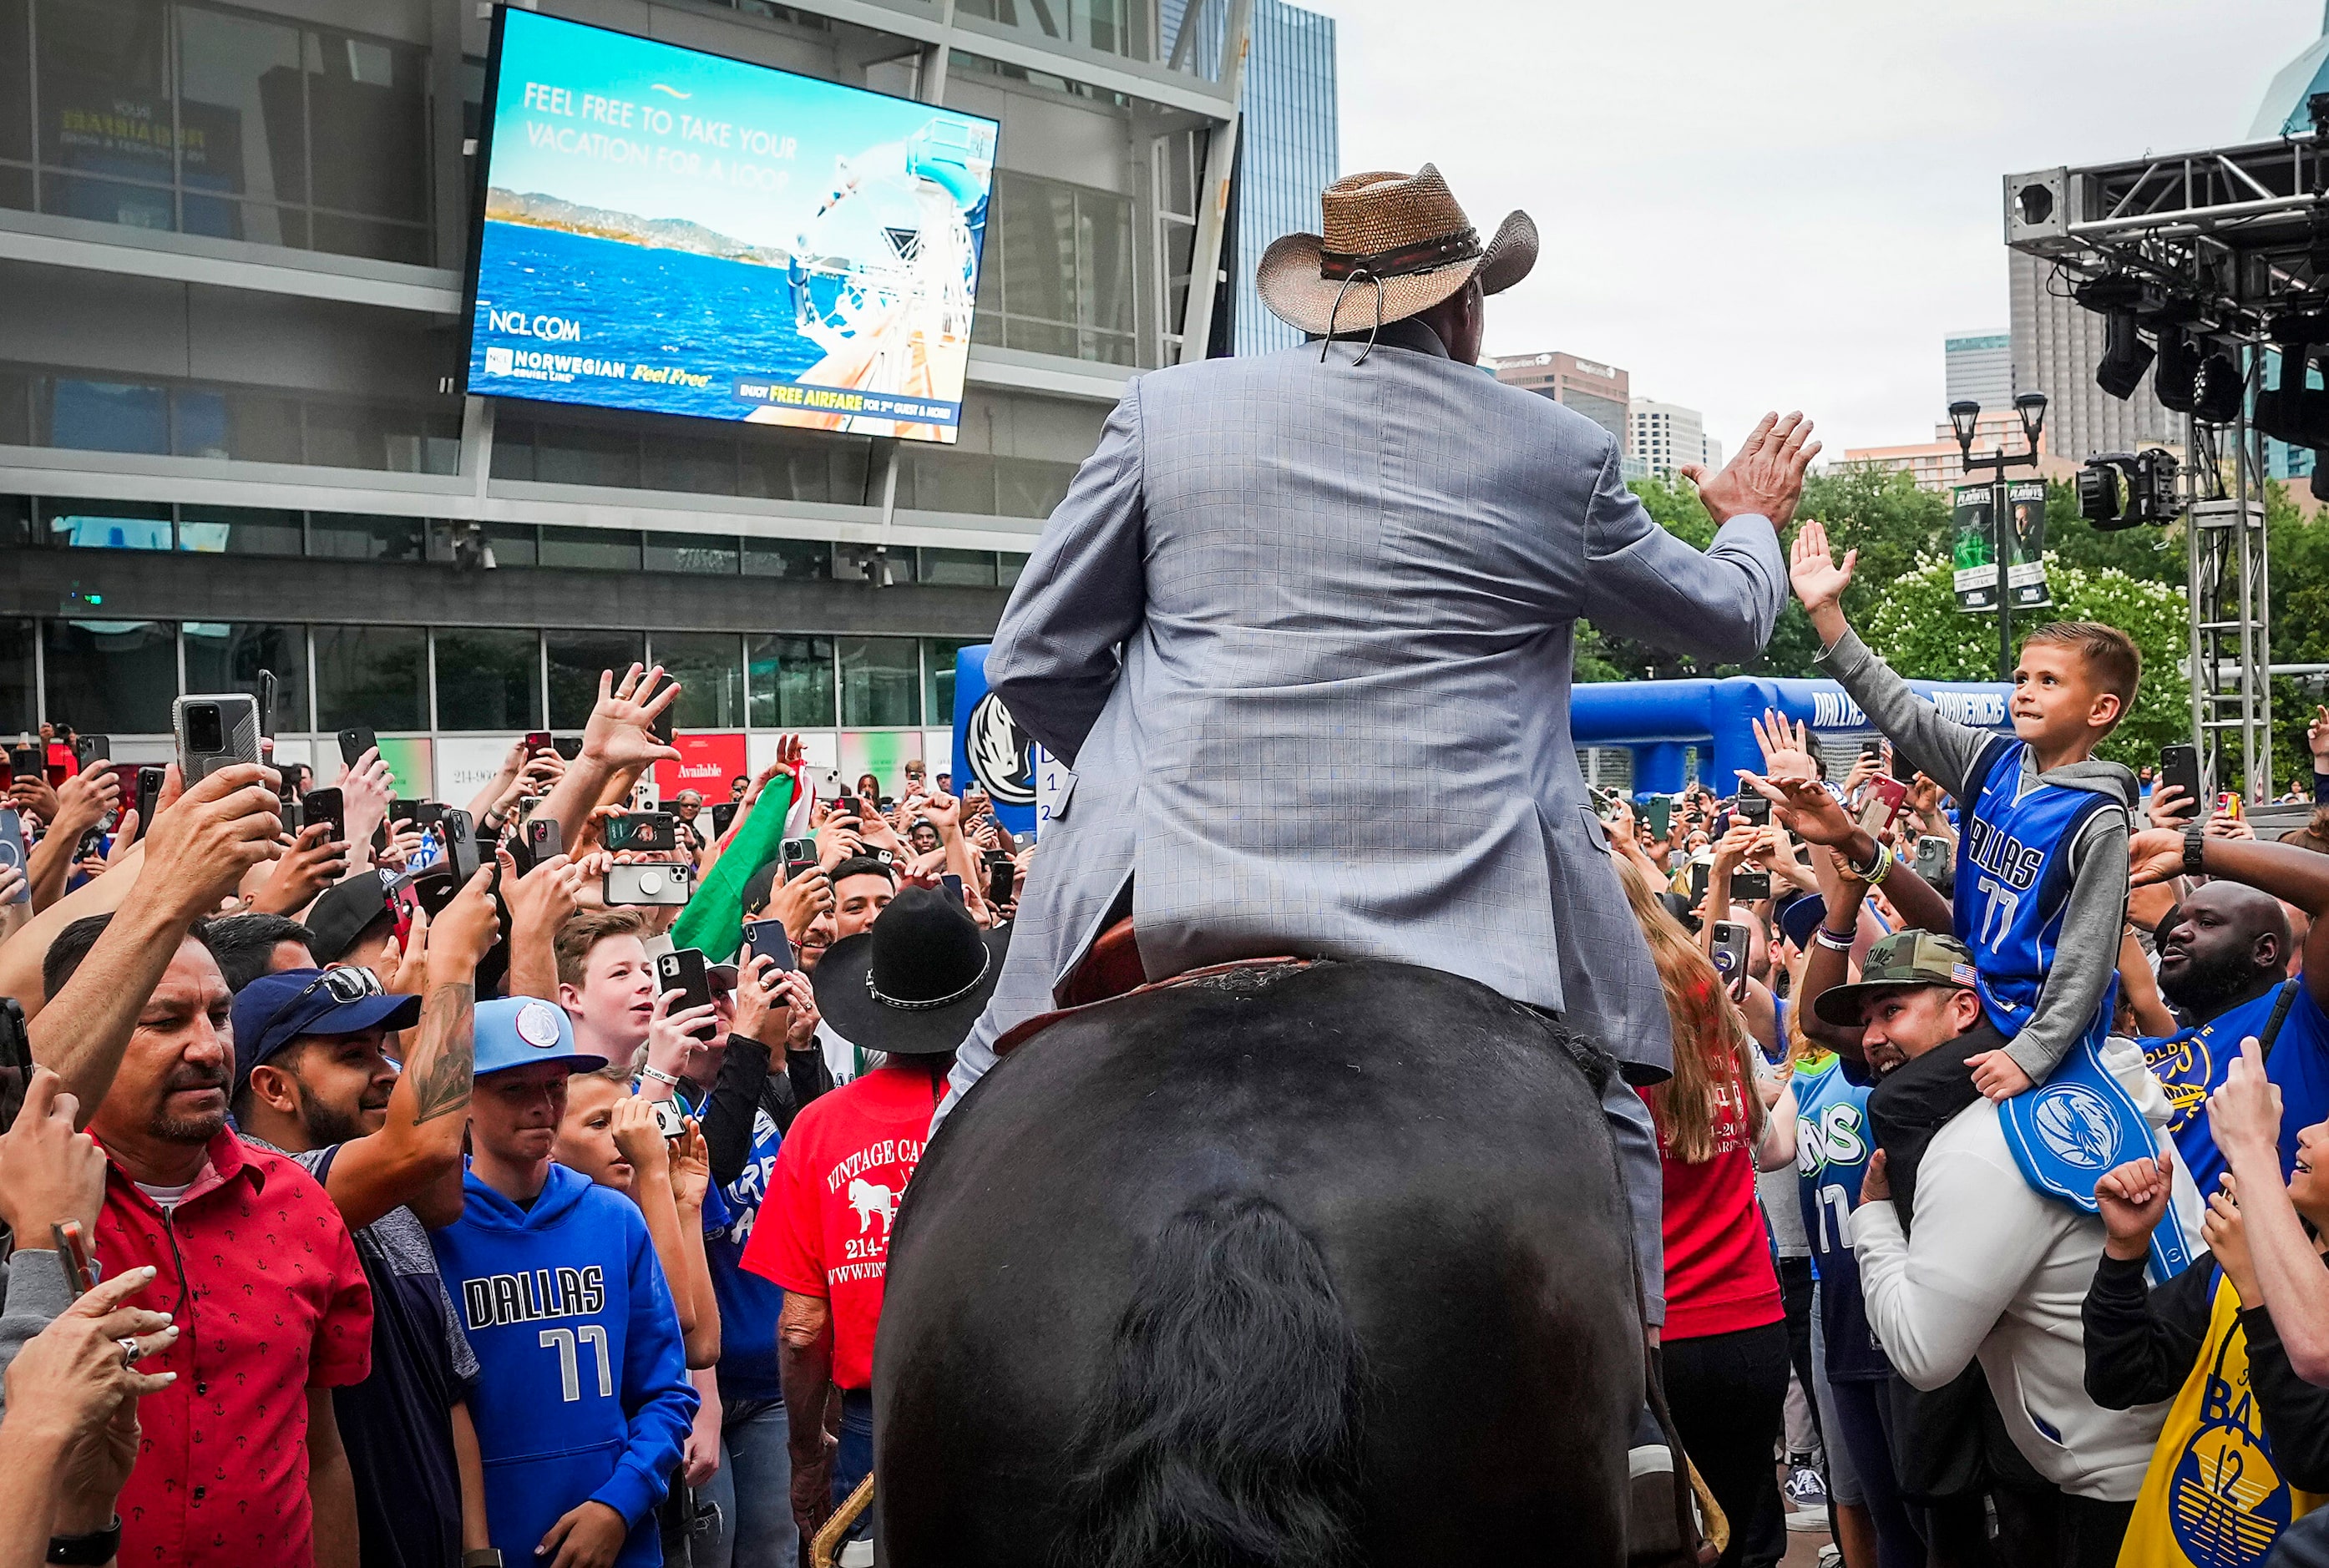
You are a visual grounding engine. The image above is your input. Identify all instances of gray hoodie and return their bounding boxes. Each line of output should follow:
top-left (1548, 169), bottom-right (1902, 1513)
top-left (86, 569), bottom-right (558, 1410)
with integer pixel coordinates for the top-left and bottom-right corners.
top-left (1819, 629), bottom-right (2135, 1082)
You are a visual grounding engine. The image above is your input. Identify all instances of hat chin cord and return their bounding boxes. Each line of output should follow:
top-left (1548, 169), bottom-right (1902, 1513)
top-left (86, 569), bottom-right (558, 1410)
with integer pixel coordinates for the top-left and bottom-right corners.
top-left (1320, 268), bottom-right (1385, 367)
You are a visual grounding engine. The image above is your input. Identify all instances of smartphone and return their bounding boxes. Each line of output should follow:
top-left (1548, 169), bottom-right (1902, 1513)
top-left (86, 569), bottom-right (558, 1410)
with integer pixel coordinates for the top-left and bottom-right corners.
top-left (524, 730), bottom-right (554, 757)
top-left (1689, 860), bottom-right (1710, 906)
top-left (7, 744), bottom-right (38, 782)
top-left (744, 917), bottom-right (796, 973)
top-left (1914, 832), bottom-right (1954, 893)
top-left (710, 802), bottom-right (737, 837)
top-left (50, 1221), bottom-right (94, 1297)
top-left (606, 812), bottom-right (676, 853)
top-left (651, 1098), bottom-right (690, 1141)
top-left (829, 794), bottom-right (863, 822)
top-left (439, 808), bottom-right (478, 884)
top-left (173, 693), bottom-right (262, 784)
top-left (1733, 792), bottom-right (1771, 828)
top-left (1635, 796), bottom-right (1668, 838)
top-left (527, 816), bottom-right (563, 863)
top-left (338, 726), bottom-right (378, 768)
top-left (649, 690), bottom-right (676, 747)
top-left (939, 872), bottom-right (965, 904)
top-left (1856, 775), bottom-right (1907, 836)
top-left (302, 787), bottom-right (347, 846)
top-left (553, 736), bottom-right (583, 761)
top-left (605, 862), bottom-right (694, 906)
top-left (133, 766), bottom-right (163, 844)
top-left (0, 998), bottom-right (28, 1134)
top-left (986, 852), bottom-right (1016, 908)
top-left (411, 802), bottom-right (447, 832)
top-left (1730, 869), bottom-right (1771, 901)
top-left (1891, 744), bottom-right (1918, 784)
top-left (1709, 919), bottom-right (1751, 992)
top-left (387, 798), bottom-right (424, 834)
top-left (2159, 745), bottom-right (2204, 816)
top-left (256, 670), bottom-right (279, 742)
top-left (1860, 737), bottom-right (1884, 761)
top-left (74, 734), bottom-right (109, 768)
top-left (655, 948), bottom-right (716, 1038)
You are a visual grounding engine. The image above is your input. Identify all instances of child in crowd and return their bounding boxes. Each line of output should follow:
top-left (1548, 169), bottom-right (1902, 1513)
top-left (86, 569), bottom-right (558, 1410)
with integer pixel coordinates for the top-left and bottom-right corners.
top-left (1786, 518), bottom-right (2139, 1203)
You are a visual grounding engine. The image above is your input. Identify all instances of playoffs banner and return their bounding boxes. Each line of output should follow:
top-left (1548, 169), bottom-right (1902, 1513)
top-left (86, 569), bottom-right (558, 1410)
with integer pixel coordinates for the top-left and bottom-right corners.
top-left (1951, 480), bottom-right (2050, 614)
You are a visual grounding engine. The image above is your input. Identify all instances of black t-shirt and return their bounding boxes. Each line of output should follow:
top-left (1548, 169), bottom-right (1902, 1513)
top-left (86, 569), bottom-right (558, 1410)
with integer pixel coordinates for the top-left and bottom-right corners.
top-left (301, 1144), bottom-right (480, 1568)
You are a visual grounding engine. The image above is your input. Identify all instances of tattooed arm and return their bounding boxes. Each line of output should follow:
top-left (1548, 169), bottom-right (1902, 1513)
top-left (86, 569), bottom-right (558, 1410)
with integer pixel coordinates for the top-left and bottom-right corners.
top-left (322, 867), bottom-right (499, 1232)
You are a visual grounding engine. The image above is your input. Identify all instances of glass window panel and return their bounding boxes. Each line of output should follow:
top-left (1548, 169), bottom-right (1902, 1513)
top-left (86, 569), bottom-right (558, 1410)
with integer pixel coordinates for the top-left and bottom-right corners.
top-left (312, 624), bottom-right (426, 731)
top-left (996, 456), bottom-right (1077, 518)
top-left (541, 525), bottom-right (641, 571)
top-left (43, 620), bottom-right (176, 733)
top-left (37, 0), bottom-right (171, 191)
top-left (742, 537), bottom-right (832, 579)
top-left (43, 378), bottom-right (170, 454)
top-left (737, 427), bottom-right (868, 503)
top-left (923, 639), bottom-right (975, 724)
top-left (310, 513), bottom-right (426, 561)
top-left (839, 636), bottom-right (921, 728)
top-left (0, 497), bottom-right (28, 549)
top-left (547, 631), bottom-right (645, 729)
top-left (435, 629), bottom-right (541, 731)
top-left (0, 0), bottom-right (28, 167)
top-left (305, 32), bottom-right (428, 225)
top-left (212, 387), bottom-right (304, 463)
top-left (534, 424), bottom-right (640, 488)
top-left (38, 498), bottom-right (170, 550)
top-left (38, 171), bottom-right (173, 231)
top-left (641, 433), bottom-right (737, 495)
top-left (485, 523), bottom-right (537, 567)
top-left (0, 619), bottom-right (33, 733)
top-left (176, 503), bottom-right (302, 555)
top-left (642, 532), bottom-right (738, 576)
top-left (305, 398), bottom-right (459, 474)
top-left (651, 632), bottom-right (746, 731)
top-left (999, 550), bottom-right (1030, 587)
top-left (747, 635), bottom-right (835, 729)
top-left (899, 450), bottom-right (995, 514)
top-left (174, 5), bottom-right (304, 211)
top-left (0, 364), bottom-right (28, 447)
top-left (918, 548), bottom-right (997, 587)
top-left (308, 211), bottom-right (427, 266)
top-left (182, 622), bottom-right (306, 731)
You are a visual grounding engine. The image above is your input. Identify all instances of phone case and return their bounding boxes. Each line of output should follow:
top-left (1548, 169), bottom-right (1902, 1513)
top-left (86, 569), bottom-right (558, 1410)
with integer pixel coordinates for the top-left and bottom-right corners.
top-left (173, 695), bottom-right (262, 782)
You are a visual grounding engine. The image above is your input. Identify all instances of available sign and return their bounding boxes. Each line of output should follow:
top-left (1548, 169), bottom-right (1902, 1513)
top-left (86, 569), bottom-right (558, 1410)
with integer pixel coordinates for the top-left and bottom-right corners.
top-left (655, 732), bottom-right (748, 800)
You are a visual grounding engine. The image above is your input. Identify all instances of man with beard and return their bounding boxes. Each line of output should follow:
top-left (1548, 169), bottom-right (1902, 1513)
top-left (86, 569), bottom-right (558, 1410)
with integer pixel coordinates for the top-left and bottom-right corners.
top-left (72, 923), bottom-right (375, 1568)
top-left (2129, 827), bottom-right (2329, 1195)
top-left (231, 863), bottom-right (501, 1568)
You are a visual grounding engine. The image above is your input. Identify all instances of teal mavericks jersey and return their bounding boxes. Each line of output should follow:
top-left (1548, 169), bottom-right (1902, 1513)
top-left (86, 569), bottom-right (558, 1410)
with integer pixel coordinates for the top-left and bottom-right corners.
top-left (1793, 1054), bottom-right (1889, 1381)
top-left (1955, 735), bottom-right (2124, 1042)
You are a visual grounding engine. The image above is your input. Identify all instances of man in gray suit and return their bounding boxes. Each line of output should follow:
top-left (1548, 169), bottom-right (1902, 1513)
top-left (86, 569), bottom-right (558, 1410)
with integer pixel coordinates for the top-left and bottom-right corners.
top-left (943, 165), bottom-right (1817, 1338)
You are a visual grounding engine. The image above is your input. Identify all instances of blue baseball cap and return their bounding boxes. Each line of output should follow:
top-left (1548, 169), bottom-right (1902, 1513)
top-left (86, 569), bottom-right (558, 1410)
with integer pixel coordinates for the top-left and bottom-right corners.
top-left (232, 967), bottom-right (423, 1103)
top-left (474, 996), bottom-right (608, 1079)
top-left (1777, 893), bottom-right (1829, 952)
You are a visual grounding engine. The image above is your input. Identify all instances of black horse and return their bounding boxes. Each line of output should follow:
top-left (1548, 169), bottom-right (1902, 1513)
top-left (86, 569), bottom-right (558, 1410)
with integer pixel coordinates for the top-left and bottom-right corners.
top-left (873, 959), bottom-right (1643, 1567)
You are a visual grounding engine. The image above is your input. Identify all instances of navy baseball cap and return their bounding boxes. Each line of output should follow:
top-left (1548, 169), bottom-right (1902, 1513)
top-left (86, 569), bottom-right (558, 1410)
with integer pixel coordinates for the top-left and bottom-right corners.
top-left (473, 996), bottom-right (607, 1079)
top-left (232, 967), bottom-right (422, 1102)
top-left (1776, 893), bottom-right (1829, 952)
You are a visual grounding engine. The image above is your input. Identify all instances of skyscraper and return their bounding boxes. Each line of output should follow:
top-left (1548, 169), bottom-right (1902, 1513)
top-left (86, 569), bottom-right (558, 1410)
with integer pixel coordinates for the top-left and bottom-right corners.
top-left (2010, 250), bottom-right (2178, 463)
top-left (1162, 0), bottom-right (1340, 356)
top-left (1628, 399), bottom-right (1714, 479)
top-left (1945, 331), bottom-right (2014, 412)
top-left (1492, 352), bottom-right (1631, 443)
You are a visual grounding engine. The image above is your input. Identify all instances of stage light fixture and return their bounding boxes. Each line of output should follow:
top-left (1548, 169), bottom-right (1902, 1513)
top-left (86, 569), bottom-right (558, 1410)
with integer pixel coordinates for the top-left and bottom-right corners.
top-left (2314, 455), bottom-right (2329, 503)
top-left (2152, 325), bottom-right (2199, 413)
top-left (2097, 311), bottom-right (2155, 400)
top-left (2193, 350), bottom-right (2243, 425)
top-left (2078, 449), bottom-right (2182, 530)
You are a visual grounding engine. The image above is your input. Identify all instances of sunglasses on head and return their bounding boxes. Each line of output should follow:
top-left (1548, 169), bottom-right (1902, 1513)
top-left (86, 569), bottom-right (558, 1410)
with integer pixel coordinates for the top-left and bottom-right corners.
top-left (294, 966), bottom-right (386, 1007)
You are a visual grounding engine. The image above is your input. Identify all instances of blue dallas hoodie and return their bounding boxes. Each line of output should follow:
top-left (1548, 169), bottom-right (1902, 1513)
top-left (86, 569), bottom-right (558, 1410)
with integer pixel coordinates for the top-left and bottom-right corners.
top-left (430, 1161), bottom-right (697, 1567)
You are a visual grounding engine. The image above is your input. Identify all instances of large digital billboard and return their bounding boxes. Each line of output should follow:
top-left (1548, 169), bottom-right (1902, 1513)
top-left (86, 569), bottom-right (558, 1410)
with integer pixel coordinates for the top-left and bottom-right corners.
top-left (465, 9), bottom-right (997, 443)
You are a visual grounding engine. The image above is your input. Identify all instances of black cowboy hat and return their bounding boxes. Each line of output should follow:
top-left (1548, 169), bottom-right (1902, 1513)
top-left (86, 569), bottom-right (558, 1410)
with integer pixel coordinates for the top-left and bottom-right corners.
top-left (812, 886), bottom-right (1010, 1057)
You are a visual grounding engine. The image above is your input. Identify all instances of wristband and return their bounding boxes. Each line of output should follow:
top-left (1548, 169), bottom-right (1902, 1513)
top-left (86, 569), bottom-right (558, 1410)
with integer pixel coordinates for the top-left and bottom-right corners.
top-left (463, 1551), bottom-right (506, 1568)
top-left (638, 1065), bottom-right (683, 1089)
top-left (47, 1518), bottom-right (121, 1565)
top-left (2183, 822), bottom-right (2208, 879)
top-left (1845, 841), bottom-right (1892, 886)
top-left (1812, 926), bottom-right (1856, 952)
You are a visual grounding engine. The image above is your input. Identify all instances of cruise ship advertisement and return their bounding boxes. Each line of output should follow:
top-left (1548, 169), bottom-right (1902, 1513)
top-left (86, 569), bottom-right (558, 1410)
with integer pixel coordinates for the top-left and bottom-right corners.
top-left (465, 8), bottom-right (997, 443)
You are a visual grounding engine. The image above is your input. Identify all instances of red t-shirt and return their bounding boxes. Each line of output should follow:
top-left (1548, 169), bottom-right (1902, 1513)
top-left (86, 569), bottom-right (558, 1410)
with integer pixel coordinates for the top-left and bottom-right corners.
top-left (740, 1063), bottom-right (943, 1391)
top-left (94, 1129), bottom-right (373, 1568)
top-left (1641, 1039), bottom-right (1783, 1343)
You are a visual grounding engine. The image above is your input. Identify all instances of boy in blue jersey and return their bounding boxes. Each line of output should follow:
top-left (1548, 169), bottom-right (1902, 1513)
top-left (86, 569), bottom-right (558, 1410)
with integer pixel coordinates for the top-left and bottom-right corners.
top-left (1790, 518), bottom-right (2139, 1205)
top-left (431, 997), bottom-right (698, 1568)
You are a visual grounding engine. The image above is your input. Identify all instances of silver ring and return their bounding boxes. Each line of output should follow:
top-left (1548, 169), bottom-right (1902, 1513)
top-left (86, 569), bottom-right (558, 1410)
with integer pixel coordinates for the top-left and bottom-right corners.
top-left (118, 1338), bottom-right (142, 1366)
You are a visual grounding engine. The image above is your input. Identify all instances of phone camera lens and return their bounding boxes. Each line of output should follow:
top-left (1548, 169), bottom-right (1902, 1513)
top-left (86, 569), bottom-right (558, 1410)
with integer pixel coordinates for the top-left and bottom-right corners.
top-left (186, 704), bottom-right (225, 753)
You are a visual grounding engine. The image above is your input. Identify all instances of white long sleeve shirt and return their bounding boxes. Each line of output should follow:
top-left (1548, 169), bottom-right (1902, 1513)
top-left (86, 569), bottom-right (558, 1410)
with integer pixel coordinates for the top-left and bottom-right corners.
top-left (1852, 1037), bottom-right (2201, 1501)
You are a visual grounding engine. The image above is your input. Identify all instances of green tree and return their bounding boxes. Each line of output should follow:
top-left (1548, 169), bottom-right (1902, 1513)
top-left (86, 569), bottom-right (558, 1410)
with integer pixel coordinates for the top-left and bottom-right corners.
top-left (1861, 555), bottom-right (2191, 767)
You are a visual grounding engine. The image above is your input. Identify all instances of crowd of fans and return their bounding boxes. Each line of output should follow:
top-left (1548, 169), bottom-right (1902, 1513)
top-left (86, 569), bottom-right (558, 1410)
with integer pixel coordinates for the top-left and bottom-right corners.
top-left (10, 517), bottom-right (2329, 1568)
top-left (0, 665), bottom-right (1025, 1568)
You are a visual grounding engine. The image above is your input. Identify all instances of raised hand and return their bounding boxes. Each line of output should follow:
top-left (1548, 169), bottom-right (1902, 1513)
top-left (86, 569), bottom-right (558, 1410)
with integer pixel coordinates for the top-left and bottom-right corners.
top-left (1736, 769), bottom-right (1860, 850)
top-left (1790, 516), bottom-right (1856, 639)
top-left (1681, 410), bottom-right (1821, 529)
top-left (1753, 709), bottom-right (1820, 783)
top-left (581, 664), bottom-right (682, 772)
top-left (2094, 1150), bottom-right (2174, 1260)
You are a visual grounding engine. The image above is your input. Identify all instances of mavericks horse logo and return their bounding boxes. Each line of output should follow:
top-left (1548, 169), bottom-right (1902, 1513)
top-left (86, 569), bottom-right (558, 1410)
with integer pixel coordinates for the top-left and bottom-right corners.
top-left (967, 690), bottom-right (1035, 807)
top-left (849, 1178), bottom-right (901, 1237)
top-left (2033, 1083), bottom-right (2118, 1171)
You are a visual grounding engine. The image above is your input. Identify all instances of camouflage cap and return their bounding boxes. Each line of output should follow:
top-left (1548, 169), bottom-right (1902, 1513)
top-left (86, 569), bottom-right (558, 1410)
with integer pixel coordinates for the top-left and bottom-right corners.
top-left (1810, 928), bottom-right (1980, 1028)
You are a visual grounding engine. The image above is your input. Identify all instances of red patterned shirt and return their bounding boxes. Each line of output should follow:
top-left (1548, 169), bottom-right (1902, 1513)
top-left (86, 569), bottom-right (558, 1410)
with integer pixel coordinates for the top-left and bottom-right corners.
top-left (94, 1127), bottom-right (373, 1568)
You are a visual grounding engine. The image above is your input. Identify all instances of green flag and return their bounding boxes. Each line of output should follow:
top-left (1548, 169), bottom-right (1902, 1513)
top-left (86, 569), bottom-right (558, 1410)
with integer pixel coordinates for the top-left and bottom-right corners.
top-left (670, 771), bottom-right (797, 963)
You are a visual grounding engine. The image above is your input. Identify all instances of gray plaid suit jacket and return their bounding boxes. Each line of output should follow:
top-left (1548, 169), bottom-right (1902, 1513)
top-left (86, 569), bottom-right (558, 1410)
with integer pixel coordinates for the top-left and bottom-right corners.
top-left (949, 322), bottom-right (1785, 1094)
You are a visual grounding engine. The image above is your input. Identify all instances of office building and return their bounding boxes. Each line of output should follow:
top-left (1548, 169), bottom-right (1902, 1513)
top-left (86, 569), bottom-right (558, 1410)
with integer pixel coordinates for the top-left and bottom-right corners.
top-left (1945, 331), bottom-right (2014, 412)
top-left (1843, 411), bottom-right (2046, 494)
top-left (0, 0), bottom-right (1250, 792)
top-left (1162, 0), bottom-right (1338, 356)
top-left (2009, 250), bottom-right (2178, 465)
top-left (1628, 399), bottom-right (1716, 480)
top-left (1492, 352), bottom-right (1630, 443)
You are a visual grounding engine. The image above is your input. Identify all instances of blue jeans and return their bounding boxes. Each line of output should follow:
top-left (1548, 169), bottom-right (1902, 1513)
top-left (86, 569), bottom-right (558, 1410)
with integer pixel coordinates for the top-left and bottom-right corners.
top-left (698, 1395), bottom-right (798, 1568)
top-left (833, 1388), bottom-right (875, 1508)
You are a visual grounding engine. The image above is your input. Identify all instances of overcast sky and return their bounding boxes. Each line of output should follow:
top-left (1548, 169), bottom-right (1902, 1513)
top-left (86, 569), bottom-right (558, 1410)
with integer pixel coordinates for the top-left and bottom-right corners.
top-left (1297, 0), bottom-right (2322, 458)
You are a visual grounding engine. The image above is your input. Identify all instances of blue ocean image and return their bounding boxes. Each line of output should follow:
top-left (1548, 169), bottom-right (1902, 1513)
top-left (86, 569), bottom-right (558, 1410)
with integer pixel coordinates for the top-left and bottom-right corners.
top-left (470, 223), bottom-right (820, 422)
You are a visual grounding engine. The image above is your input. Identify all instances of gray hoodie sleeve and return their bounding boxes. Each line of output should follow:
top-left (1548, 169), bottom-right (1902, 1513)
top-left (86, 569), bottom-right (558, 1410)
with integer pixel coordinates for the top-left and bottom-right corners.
top-left (0, 1249), bottom-right (77, 1414)
top-left (2001, 807), bottom-right (2132, 1082)
top-left (1814, 630), bottom-right (1996, 798)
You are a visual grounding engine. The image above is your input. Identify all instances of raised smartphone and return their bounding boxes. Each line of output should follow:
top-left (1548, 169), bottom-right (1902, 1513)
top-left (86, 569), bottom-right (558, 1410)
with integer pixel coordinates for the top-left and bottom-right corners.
top-left (173, 693), bottom-right (262, 783)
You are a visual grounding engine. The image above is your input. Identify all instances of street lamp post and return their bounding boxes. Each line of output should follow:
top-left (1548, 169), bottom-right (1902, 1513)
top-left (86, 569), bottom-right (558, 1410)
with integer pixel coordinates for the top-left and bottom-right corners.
top-left (1948, 392), bottom-right (2050, 680)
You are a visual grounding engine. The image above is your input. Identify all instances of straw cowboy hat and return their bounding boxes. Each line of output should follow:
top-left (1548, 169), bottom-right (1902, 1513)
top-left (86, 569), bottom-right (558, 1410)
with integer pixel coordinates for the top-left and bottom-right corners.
top-left (1256, 164), bottom-right (1537, 338)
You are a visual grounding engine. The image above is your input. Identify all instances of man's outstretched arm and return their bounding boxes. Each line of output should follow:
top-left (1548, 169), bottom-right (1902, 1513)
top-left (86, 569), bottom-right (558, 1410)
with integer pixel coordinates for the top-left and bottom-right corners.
top-left (1578, 412), bottom-right (1814, 663)
top-left (985, 383), bottom-right (1147, 767)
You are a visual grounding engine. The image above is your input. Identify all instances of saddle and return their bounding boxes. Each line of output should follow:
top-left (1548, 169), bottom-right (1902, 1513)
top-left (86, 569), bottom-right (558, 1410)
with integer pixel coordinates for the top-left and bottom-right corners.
top-left (991, 917), bottom-right (1314, 1059)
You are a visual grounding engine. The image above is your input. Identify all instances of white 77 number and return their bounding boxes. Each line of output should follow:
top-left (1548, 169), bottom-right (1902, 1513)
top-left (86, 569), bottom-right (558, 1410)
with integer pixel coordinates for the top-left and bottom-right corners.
top-left (539, 1325), bottom-right (613, 1402)
top-left (1976, 875), bottom-right (2020, 949)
